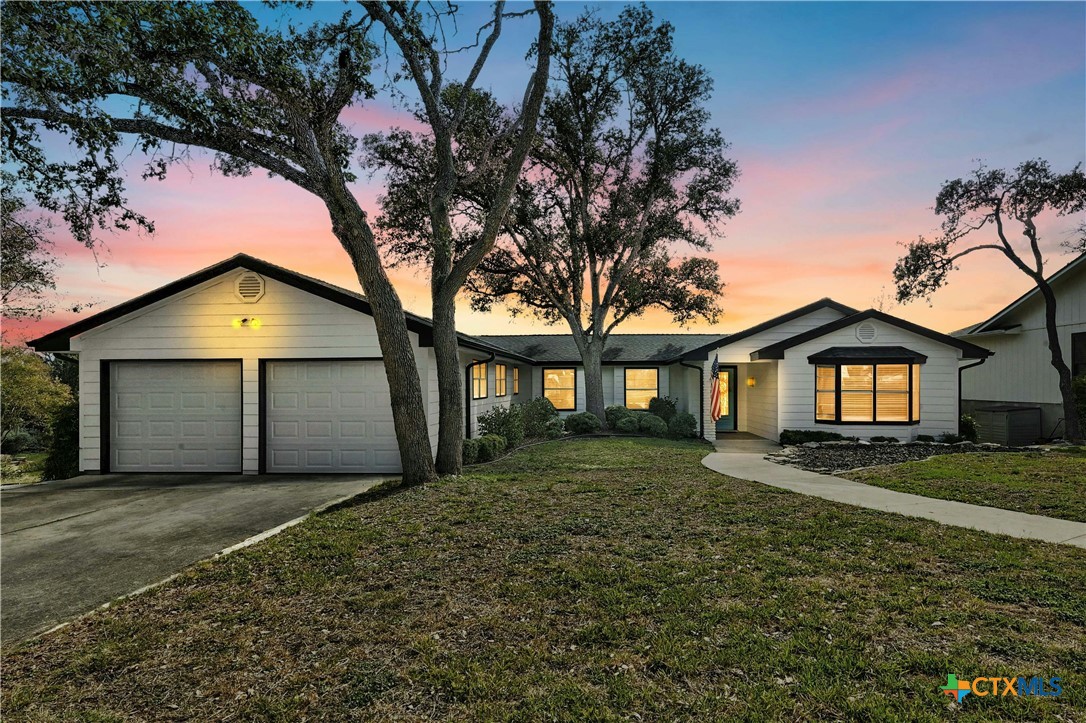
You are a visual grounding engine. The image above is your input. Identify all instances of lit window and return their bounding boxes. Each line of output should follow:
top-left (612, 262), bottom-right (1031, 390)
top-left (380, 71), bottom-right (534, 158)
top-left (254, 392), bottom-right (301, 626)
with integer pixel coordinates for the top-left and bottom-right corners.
top-left (472, 361), bottom-right (488, 400)
top-left (495, 364), bottom-right (507, 397)
top-left (814, 363), bottom-right (920, 424)
top-left (513, 367), bottom-right (520, 395)
top-left (624, 368), bottom-right (658, 410)
top-left (543, 368), bottom-right (576, 411)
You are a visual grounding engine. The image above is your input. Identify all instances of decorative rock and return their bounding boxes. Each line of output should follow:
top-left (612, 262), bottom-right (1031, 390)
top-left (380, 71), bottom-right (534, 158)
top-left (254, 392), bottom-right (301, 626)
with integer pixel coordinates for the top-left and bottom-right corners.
top-left (802, 442), bottom-right (820, 448)
top-left (765, 441), bottom-right (1026, 474)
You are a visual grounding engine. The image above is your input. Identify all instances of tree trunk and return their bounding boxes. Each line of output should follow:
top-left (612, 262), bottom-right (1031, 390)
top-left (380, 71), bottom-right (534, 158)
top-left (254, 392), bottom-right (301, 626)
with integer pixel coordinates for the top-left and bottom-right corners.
top-left (432, 286), bottom-right (464, 475)
top-left (325, 197), bottom-right (437, 486)
top-left (581, 341), bottom-right (607, 426)
top-left (1037, 278), bottom-right (1082, 441)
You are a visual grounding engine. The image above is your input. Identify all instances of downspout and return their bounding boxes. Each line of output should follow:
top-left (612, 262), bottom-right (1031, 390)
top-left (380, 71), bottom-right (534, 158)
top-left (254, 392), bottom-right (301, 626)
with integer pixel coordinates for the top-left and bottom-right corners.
top-left (679, 360), bottom-right (705, 437)
top-left (958, 357), bottom-right (987, 435)
top-left (464, 351), bottom-right (496, 439)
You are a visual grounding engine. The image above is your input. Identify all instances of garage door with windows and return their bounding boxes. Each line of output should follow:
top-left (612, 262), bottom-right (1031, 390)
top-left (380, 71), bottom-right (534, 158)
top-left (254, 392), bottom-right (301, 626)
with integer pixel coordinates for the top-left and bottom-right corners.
top-left (263, 360), bottom-right (400, 473)
top-left (107, 361), bottom-right (243, 473)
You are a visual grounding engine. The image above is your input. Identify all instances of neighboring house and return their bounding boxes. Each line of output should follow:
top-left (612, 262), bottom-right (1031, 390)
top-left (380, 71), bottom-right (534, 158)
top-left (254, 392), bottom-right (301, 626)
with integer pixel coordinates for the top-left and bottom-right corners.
top-left (953, 253), bottom-right (1086, 438)
top-left (30, 254), bottom-right (991, 475)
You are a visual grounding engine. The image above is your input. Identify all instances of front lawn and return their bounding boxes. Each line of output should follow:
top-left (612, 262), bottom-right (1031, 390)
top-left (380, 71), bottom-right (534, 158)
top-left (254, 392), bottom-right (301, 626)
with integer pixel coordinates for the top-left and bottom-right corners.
top-left (0, 452), bottom-right (47, 485)
top-left (845, 450), bottom-right (1086, 523)
top-left (4, 439), bottom-right (1084, 721)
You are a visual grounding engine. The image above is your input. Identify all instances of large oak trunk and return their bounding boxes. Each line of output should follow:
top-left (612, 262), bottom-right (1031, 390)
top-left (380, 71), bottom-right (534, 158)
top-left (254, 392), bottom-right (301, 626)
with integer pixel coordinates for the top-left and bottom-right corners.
top-left (1038, 280), bottom-right (1082, 441)
top-left (326, 198), bottom-right (437, 486)
top-left (432, 291), bottom-right (464, 475)
top-left (581, 342), bottom-right (607, 426)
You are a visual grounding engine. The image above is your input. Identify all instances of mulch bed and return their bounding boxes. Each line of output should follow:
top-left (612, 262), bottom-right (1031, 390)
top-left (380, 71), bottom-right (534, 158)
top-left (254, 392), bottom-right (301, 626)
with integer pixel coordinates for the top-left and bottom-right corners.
top-left (767, 441), bottom-right (1034, 474)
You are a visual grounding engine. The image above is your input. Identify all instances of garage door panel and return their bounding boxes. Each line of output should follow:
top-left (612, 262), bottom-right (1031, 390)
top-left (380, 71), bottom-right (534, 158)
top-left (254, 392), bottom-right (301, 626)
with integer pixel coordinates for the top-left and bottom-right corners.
top-left (265, 360), bottom-right (400, 473)
top-left (110, 361), bottom-right (242, 473)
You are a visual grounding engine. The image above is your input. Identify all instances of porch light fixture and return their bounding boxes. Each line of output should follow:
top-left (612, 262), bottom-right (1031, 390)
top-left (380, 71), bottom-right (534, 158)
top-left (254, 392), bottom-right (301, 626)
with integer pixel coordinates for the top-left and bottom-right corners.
top-left (747, 376), bottom-right (756, 388)
top-left (232, 317), bottom-right (262, 329)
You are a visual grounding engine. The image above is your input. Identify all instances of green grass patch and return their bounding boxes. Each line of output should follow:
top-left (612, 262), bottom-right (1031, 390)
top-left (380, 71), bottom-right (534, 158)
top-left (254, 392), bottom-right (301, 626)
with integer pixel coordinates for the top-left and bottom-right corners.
top-left (3, 438), bottom-right (1084, 721)
top-left (1, 452), bottom-right (47, 485)
top-left (845, 451), bottom-right (1086, 522)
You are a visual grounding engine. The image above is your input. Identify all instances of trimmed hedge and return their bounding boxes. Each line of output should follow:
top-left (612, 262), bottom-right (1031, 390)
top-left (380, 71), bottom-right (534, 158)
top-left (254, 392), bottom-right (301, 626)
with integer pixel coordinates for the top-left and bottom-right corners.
top-left (479, 404), bottom-right (524, 448)
top-left (605, 405), bottom-right (633, 428)
top-left (779, 429), bottom-right (847, 445)
top-left (477, 434), bottom-right (507, 462)
top-left (461, 438), bottom-right (480, 465)
top-left (648, 396), bottom-right (678, 423)
top-left (615, 416), bottom-right (640, 434)
top-left (565, 412), bottom-right (602, 435)
top-left (545, 418), bottom-right (565, 439)
top-left (638, 414), bottom-right (668, 437)
top-left (667, 411), bottom-right (698, 439)
top-left (521, 397), bottom-right (559, 439)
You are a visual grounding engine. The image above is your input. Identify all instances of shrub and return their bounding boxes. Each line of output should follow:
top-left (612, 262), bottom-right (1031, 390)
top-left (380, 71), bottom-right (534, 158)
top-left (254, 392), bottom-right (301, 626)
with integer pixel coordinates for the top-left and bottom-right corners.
top-left (605, 405), bottom-right (633, 428)
top-left (959, 414), bottom-right (979, 443)
top-left (779, 429), bottom-right (845, 445)
top-left (477, 434), bottom-right (507, 462)
top-left (1, 428), bottom-right (35, 454)
top-left (478, 404), bottom-right (524, 448)
top-left (1074, 375), bottom-right (1086, 428)
top-left (544, 418), bottom-right (565, 439)
top-left (616, 416), bottom-right (640, 434)
top-left (521, 397), bottom-right (559, 439)
top-left (916, 434), bottom-right (935, 443)
top-left (564, 412), bottom-right (602, 435)
top-left (461, 438), bottom-right (480, 466)
top-left (638, 414), bottom-right (668, 437)
top-left (42, 401), bottom-right (80, 480)
top-left (869, 436), bottom-right (900, 444)
top-left (647, 396), bottom-right (678, 423)
top-left (937, 433), bottom-right (965, 444)
top-left (667, 412), bottom-right (698, 439)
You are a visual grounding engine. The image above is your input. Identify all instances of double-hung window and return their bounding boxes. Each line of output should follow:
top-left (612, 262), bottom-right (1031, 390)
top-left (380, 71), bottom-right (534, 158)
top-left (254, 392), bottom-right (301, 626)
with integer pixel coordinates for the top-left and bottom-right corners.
top-left (624, 368), bottom-right (659, 410)
top-left (543, 368), bottom-right (576, 411)
top-left (472, 361), bottom-right (488, 400)
top-left (495, 363), bottom-right (508, 397)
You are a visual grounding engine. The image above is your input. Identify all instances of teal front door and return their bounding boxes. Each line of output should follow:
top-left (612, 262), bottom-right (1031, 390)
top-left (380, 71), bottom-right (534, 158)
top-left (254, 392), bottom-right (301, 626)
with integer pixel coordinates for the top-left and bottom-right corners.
top-left (715, 366), bottom-right (737, 432)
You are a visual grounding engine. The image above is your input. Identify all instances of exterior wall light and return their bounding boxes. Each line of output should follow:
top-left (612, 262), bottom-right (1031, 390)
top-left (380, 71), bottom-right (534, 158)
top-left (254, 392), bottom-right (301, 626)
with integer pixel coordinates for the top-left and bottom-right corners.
top-left (232, 317), bottom-right (262, 329)
top-left (747, 376), bottom-right (756, 388)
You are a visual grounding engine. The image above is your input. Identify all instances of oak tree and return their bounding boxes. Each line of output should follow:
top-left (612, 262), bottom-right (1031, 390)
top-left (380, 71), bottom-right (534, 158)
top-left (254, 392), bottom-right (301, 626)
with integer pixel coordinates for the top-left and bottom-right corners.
top-left (894, 159), bottom-right (1086, 441)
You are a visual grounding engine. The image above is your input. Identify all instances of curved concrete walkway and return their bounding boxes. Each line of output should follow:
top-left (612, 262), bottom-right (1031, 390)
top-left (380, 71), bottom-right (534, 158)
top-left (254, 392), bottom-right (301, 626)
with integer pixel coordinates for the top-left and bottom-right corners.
top-left (702, 451), bottom-right (1086, 549)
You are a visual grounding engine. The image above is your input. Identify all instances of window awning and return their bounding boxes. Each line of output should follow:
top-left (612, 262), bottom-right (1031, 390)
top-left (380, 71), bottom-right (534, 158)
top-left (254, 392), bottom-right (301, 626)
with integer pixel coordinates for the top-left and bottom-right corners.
top-left (807, 346), bottom-right (927, 365)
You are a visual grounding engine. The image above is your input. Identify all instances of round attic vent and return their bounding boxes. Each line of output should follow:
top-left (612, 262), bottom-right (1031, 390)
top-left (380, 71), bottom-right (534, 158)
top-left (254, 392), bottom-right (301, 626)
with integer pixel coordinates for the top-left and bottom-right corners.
top-left (855, 321), bottom-right (877, 344)
top-left (235, 272), bottom-right (265, 303)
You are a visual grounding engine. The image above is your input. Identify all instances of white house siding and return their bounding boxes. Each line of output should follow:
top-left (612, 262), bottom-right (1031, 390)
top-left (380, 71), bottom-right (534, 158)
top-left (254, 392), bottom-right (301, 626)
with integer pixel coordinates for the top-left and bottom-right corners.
top-left (741, 362), bottom-right (779, 440)
top-left (777, 320), bottom-right (962, 441)
top-left (699, 306), bottom-right (850, 440)
top-left (462, 352), bottom-right (529, 437)
top-left (72, 270), bottom-right (433, 474)
top-left (960, 268), bottom-right (1085, 433)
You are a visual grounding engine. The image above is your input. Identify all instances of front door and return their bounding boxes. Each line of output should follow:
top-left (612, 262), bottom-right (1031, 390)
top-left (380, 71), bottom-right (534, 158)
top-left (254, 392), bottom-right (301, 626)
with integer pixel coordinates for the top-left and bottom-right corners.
top-left (715, 366), bottom-right (737, 432)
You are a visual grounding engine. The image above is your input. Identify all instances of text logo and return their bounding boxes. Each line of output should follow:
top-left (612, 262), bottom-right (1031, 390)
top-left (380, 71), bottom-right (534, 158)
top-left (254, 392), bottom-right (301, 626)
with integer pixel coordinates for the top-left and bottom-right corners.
top-left (941, 674), bottom-right (1062, 702)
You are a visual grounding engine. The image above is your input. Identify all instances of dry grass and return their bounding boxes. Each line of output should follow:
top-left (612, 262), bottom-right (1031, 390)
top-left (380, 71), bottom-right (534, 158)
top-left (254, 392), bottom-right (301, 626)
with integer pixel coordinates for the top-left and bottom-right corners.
top-left (3, 439), bottom-right (1084, 721)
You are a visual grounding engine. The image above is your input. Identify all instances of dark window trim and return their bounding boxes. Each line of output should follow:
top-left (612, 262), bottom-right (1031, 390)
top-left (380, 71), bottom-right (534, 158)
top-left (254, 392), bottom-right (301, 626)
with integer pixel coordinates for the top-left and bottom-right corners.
top-left (495, 363), bottom-right (508, 397)
top-left (472, 360), bottom-right (488, 400)
top-left (813, 362), bottom-right (920, 426)
top-left (623, 367), bottom-right (660, 409)
top-left (1073, 332), bottom-right (1086, 378)
top-left (542, 367), bottom-right (577, 411)
top-left (100, 358), bottom-right (245, 475)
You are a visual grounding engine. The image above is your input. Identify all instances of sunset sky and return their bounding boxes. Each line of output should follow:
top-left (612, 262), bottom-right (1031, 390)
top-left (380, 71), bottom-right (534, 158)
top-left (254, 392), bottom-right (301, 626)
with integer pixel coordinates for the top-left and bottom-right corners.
top-left (9, 1), bottom-right (1086, 342)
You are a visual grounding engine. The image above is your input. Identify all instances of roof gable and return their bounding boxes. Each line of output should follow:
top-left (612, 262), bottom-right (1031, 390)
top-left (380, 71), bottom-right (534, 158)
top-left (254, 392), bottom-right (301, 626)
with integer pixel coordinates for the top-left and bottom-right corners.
top-left (751, 309), bottom-right (993, 360)
top-left (28, 254), bottom-right (531, 360)
top-left (960, 253), bottom-right (1085, 335)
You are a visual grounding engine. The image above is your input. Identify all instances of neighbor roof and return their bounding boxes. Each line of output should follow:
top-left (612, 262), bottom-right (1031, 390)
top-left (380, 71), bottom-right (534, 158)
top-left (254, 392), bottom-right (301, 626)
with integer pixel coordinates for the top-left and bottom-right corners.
top-left (476, 334), bottom-right (724, 365)
top-left (750, 309), bottom-right (993, 361)
top-left (955, 252), bottom-right (1085, 336)
top-left (28, 253), bottom-right (534, 361)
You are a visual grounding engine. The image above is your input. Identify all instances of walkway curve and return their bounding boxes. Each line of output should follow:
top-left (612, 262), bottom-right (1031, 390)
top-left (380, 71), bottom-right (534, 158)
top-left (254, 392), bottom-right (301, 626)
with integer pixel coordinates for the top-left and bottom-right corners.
top-left (702, 451), bottom-right (1086, 549)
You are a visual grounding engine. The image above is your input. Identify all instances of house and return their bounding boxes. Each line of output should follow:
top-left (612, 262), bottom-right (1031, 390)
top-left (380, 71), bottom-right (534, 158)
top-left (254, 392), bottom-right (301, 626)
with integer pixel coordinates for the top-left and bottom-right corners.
top-left (30, 254), bottom-right (991, 475)
top-left (953, 253), bottom-right (1085, 438)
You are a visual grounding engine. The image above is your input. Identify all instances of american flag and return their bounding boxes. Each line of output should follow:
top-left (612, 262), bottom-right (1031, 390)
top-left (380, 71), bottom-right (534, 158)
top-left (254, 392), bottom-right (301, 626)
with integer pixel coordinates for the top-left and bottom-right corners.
top-left (709, 354), bottom-right (722, 422)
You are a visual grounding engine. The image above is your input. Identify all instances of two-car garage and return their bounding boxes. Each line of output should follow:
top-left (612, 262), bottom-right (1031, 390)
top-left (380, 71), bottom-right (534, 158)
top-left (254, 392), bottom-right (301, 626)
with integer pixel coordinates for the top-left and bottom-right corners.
top-left (105, 359), bottom-right (399, 474)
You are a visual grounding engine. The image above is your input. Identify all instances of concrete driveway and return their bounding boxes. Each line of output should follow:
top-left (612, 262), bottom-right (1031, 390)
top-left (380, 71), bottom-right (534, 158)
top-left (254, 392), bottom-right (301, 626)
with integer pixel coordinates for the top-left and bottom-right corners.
top-left (1, 473), bottom-right (390, 643)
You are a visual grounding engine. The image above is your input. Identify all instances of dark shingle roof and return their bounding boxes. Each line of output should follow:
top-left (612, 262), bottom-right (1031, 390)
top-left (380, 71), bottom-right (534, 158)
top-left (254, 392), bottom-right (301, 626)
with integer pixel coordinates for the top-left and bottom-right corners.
top-left (476, 334), bottom-right (725, 364)
top-left (806, 346), bottom-right (928, 364)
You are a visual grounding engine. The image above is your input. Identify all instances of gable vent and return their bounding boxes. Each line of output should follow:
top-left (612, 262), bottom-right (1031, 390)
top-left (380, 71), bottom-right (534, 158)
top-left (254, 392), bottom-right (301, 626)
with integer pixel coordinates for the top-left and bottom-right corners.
top-left (234, 272), bottom-right (265, 303)
top-left (855, 321), bottom-right (878, 344)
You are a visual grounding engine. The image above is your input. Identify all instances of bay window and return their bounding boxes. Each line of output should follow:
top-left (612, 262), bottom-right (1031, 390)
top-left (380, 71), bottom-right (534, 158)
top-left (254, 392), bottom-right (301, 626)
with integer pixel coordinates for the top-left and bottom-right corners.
top-left (814, 362), bottom-right (921, 424)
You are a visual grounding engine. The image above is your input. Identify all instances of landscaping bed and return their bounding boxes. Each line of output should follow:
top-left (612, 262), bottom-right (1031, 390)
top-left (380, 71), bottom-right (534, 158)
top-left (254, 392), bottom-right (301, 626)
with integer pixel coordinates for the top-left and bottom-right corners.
top-left (3, 438), bottom-right (1084, 721)
top-left (767, 441), bottom-right (1031, 474)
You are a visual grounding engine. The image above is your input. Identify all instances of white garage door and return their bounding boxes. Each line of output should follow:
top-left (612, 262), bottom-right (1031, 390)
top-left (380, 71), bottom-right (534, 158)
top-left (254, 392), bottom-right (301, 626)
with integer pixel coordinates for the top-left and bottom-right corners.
top-left (265, 360), bottom-right (401, 473)
top-left (110, 361), bottom-right (242, 473)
